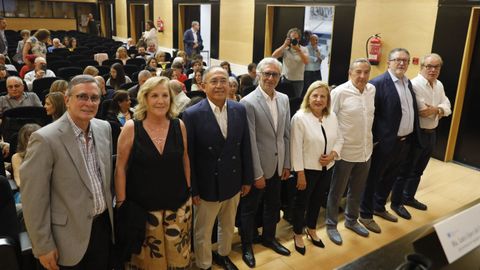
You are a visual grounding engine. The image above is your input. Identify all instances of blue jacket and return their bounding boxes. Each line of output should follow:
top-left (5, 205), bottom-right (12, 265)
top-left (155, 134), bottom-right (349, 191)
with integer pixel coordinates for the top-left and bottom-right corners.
top-left (183, 28), bottom-right (203, 56)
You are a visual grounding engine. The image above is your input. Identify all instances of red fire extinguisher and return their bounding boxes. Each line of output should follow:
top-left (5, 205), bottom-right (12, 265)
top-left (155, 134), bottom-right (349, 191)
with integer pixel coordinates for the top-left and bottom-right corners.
top-left (157, 17), bottom-right (164, 32)
top-left (366, 34), bottom-right (382, 65)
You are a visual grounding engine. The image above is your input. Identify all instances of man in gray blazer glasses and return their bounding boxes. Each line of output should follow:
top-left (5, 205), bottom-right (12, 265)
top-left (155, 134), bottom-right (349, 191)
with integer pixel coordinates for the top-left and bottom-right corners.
top-left (239, 57), bottom-right (291, 268)
top-left (21, 75), bottom-right (114, 270)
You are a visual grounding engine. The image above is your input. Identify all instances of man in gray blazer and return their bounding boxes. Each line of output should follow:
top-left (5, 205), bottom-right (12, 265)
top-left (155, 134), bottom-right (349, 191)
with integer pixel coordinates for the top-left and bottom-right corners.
top-left (239, 57), bottom-right (291, 268)
top-left (21, 75), bottom-right (113, 270)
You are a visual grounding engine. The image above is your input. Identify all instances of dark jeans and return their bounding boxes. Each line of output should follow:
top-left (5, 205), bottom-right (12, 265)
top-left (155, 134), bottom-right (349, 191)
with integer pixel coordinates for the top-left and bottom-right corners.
top-left (292, 168), bottom-right (332, 234)
top-left (302, 70), bottom-right (322, 96)
top-left (392, 130), bottom-right (436, 203)
top-left (240, 174), bottom-right (281, 244)
top-left (59, 211), bottom-right (112, 270)
top-left (360, 136), bottom-right (412, 219)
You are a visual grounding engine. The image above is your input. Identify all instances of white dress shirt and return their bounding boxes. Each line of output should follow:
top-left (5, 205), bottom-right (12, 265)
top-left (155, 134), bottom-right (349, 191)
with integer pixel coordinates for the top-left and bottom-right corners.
top-left (290, 110), bottom-right (342, 171)
top-left (24, 69), bottom-right (57, 90)
top-left (259, 86), bottom-right (278, 132)
top-left (388, 70), bottom-right (414, 136)
top-left (331, 80), bottom-right (375, 162)
top-left (208, 98), bottom-right (228, 138)
top-left (411, 74), bottom-right (451, 129)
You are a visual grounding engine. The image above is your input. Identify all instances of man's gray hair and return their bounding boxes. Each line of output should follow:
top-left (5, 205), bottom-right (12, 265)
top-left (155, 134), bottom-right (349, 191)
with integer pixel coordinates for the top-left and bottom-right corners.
top-left (420, 53), bottom-right (443, 66)
top-left (6, 76), bottom-right (23, 85)
top-left (257, 57), bottom-right (282, 73)
top-left (138, 70), bottom-right (152, 80)
top-left (388, 48), bottom-right (410, 60)
top-left (169, 79), bottom-right (184, 94)
top-left (66, 75), bottom-right (100, 96)
top-left (192, 21), bottom-right (199, 27)
top-left (202, 66), bottom-right (228, 82)
top-left (349, 58), bottom-right (371, 70)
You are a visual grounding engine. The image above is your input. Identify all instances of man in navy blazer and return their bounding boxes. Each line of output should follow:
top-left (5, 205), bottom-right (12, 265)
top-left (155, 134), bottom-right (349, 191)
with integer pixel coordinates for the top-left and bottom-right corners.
top-left (360, 48), bottom-right (422, 233)
top-left (183, 21), bottom-right (203, 57)
top-left (183, 66), bottom-right (253, 270)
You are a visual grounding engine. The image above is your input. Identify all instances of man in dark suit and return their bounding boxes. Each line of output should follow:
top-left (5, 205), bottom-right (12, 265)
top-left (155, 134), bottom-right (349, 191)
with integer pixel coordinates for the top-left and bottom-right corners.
top-left (21, 75), bottom-right (114, 270)
top-left (183, 21), bottom-right (203, 57)
top-left (360, 48), bottom-right (421, 233)
top-left (183, 66), bottom-right (253, 270)
top-left (0, 17), bottom-right (7, 56)
top-left (239, 57), bottom-right (291, 268)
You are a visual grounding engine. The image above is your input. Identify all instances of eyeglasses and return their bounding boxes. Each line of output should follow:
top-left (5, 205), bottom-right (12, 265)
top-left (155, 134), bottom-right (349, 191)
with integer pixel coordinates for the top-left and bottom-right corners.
top-left (7, 84), bottom-right (22, 89)
top-left (423, 64), bottom-right (441, 70)
top-left (261, 72), bottom-right (281, 78)
top-left (74, 93), bottom-right (100, 103)
top-left (208, 79), bottom-right (228, 86)
top-left (389, 58), bottom-right (410, 64)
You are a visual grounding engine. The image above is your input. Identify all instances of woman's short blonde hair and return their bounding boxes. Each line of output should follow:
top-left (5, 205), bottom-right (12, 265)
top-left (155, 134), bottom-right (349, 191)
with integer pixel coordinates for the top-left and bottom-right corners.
top-left (300, 80), bottom-right (331, 116)
top-left (134, 76), bottom-right (178, 120)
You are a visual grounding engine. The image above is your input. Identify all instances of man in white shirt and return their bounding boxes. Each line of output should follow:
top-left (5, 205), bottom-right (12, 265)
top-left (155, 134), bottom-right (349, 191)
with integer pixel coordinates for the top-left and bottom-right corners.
top-left (24, 57), bottom-right (56, 90)
top-left (326, 58), bottom-right (375, 245)
top-left (391, 53), bottom-right (451, 211)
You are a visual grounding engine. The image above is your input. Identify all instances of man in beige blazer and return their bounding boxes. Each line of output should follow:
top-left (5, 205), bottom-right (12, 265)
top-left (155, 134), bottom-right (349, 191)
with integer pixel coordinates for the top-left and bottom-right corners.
top-left (21, 75), bottom-right (114, 270)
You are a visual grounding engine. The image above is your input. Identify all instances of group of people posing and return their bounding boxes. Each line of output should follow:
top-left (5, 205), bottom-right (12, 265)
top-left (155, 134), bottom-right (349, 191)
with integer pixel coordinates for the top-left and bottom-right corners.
top-left (18, 32), bottom-right (450, 270)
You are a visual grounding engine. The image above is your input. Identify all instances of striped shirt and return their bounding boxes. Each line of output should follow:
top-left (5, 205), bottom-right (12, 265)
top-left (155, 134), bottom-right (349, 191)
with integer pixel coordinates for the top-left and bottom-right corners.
top-left (67, 113), bottom-right (106, 216)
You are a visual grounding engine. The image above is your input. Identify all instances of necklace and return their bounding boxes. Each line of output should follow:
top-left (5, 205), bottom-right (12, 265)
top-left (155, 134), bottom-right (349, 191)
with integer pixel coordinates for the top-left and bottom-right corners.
top-left (144, 121), bottom-right (169, 145)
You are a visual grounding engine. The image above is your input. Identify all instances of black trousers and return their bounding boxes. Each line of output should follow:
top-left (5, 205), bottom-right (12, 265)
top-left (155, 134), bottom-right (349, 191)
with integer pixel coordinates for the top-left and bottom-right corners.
top-left (360, 136), bottom-right (412, 218)
top-left (292, 169), bottom-right (332, 234)
top-left (59, 211), bottom-right (112, 270)
top-left (240, 174), bottom-right (281, 244)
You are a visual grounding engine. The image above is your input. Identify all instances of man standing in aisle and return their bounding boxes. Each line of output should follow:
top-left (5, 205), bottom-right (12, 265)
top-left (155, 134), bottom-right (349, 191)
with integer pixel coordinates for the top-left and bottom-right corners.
top-left (303, 34), bottom-right (325, 95)
top-left (183, 21), bottom-right (203, 58)
top-left (391, 53), bottom-right (451, 211)
top-left (239, 57), bottom-right (291, 268)
top-left (326, 58), bottom-right (375, 245)
top-left (360, 48), bottom-right (421, 232)
top-left (21, 75), bottom-right (114, 270)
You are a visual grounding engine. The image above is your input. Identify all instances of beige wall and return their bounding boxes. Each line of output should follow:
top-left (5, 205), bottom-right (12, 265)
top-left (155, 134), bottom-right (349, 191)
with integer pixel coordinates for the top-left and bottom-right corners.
top-left (8, 18), bottom-right (77, 31)
top-left (154, 0), bottom-right (174, 48)
top-left (351, 0), bottom-right (438, 78)
top-left (115, 0), bottom-right (128, 38)
top-left (219, 0), bottom-right (255, 65)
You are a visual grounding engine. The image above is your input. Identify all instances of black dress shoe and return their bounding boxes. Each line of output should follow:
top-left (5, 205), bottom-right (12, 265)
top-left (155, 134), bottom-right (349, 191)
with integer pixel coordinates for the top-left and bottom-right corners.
top-left (391, 204), bottom-right (412, 220)
top-left (293, 236), bottom-right (306, 255)
top-left (305, 229), bottom-right (325, 248)
top-left (242, 245), bottom-right (256, 268)
top-left (404, 198), bottom-right (428, 211)
top-left (212, 251), bottom-right (238, 270)
top-left (262, 239), bottom-right (291, 256)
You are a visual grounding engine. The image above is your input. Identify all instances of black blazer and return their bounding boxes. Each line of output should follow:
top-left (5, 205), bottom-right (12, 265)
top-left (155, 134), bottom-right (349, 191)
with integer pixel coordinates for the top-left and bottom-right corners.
top-left (182, 99), bottom-right (253, 202)
top-left (370, 71), bottom-right (422, 152)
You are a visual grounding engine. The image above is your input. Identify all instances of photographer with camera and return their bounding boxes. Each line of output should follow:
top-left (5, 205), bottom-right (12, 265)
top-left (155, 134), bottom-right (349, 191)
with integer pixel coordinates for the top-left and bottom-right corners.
top-left (24, 56), bottom-right (56, 90)
top-left (272, 27), bottom-right (309, 98)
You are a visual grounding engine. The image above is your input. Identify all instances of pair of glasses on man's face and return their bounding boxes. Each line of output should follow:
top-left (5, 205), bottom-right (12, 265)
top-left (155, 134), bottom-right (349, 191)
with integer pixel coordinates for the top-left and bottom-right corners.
top-left (261, 72), bottom-right (281, 79)
top-left (74, 93), bottom-right (101, 103)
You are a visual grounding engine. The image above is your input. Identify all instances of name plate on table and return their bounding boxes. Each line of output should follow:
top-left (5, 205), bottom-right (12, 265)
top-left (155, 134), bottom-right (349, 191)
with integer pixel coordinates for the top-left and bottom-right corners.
top-left (433, 203), bottom-right (480, 263)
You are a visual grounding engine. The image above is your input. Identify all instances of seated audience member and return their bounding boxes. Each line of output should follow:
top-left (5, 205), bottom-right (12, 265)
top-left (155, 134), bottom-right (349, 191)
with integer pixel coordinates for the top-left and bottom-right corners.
top-left (0, 54), bottom-right (17, 72)
top-left (155, 51), bottom-right (169, 70)
top-left (188, 60), bottom-right (204, 79)
top-left (239, 73), bottom-right (254, 97)
top-left (67, 37), bottom-right (78, 52)
top-left (95, 75), bottom-right (115, 101)
top-left (107, 63), bottom-right (132, 90)
top-left (126, 38), bottom-right (136, 50)
top-left (0, 175), bottom-right (20, 247)
top-left (106, 90), bottom-right (133, 127)
top-left (0, 64), bottom-right (9, 80)
top-left (12, 123), bottom-right (41, 188)
top-left (221, 61), bottom-right (236, 78)
top-left (191, 54), bottom-right (205, 68)
top-left (247, 62), bottom-right (259, 85)
top-left (176, 50), bottom-right (189, 69)
top-left (191, 70), bottom-right (203, 91)
top-left (145, 66), bottom-right (157, 77)
top-left (24, 57), bottom-right (56, 90)
top-left (44, 92), bottom-right (66, 121)
top-left (0, 76), bottom-right (42, 116)
top-left (171, 62), bottom-right (187, 83)
top-left (83, 65), bottom-right (99, 77)
top-left (128, 70), bottom-right (152, 99)
top-left (22, 29), bottom-right (50, 62)
top-left (170, 79), bottom-right (190, 113)
top-left (14, 29), bottom-right (30, 64)
top-left (136, 45), bottom-right (149, 61)
top-left (19, 54), bottom-right (36, 78)
top-left (146, 41), bottom-right (157, 55)
top-left (116, 46), bottom-right (130, 65)
top-left (161, 68), bottom-right (176, 80)
top-left (49, 79), bottom-right (68, 94)
top-left (172, 56), bottom-right (184, 68)
top-left (47, 38), bottom-right (65, 53)
top-left (228, 77), bottom-right (241, 101)
top-left (62, 36), bottom-right (70, 47)
top-left (146, 56), bottom-right (160, 75)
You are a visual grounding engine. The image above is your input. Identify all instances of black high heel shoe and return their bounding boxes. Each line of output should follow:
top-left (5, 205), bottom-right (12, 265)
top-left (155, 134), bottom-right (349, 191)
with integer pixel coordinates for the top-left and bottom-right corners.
top-left (293, 236), bottom-right (306, 255)
top-left (305, 229), bottom-right (325, 248)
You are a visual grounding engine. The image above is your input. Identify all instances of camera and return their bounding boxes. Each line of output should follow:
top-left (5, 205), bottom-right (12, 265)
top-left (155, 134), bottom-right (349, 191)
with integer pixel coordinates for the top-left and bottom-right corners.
top-left (290, 38), bottom-right (299, 46)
